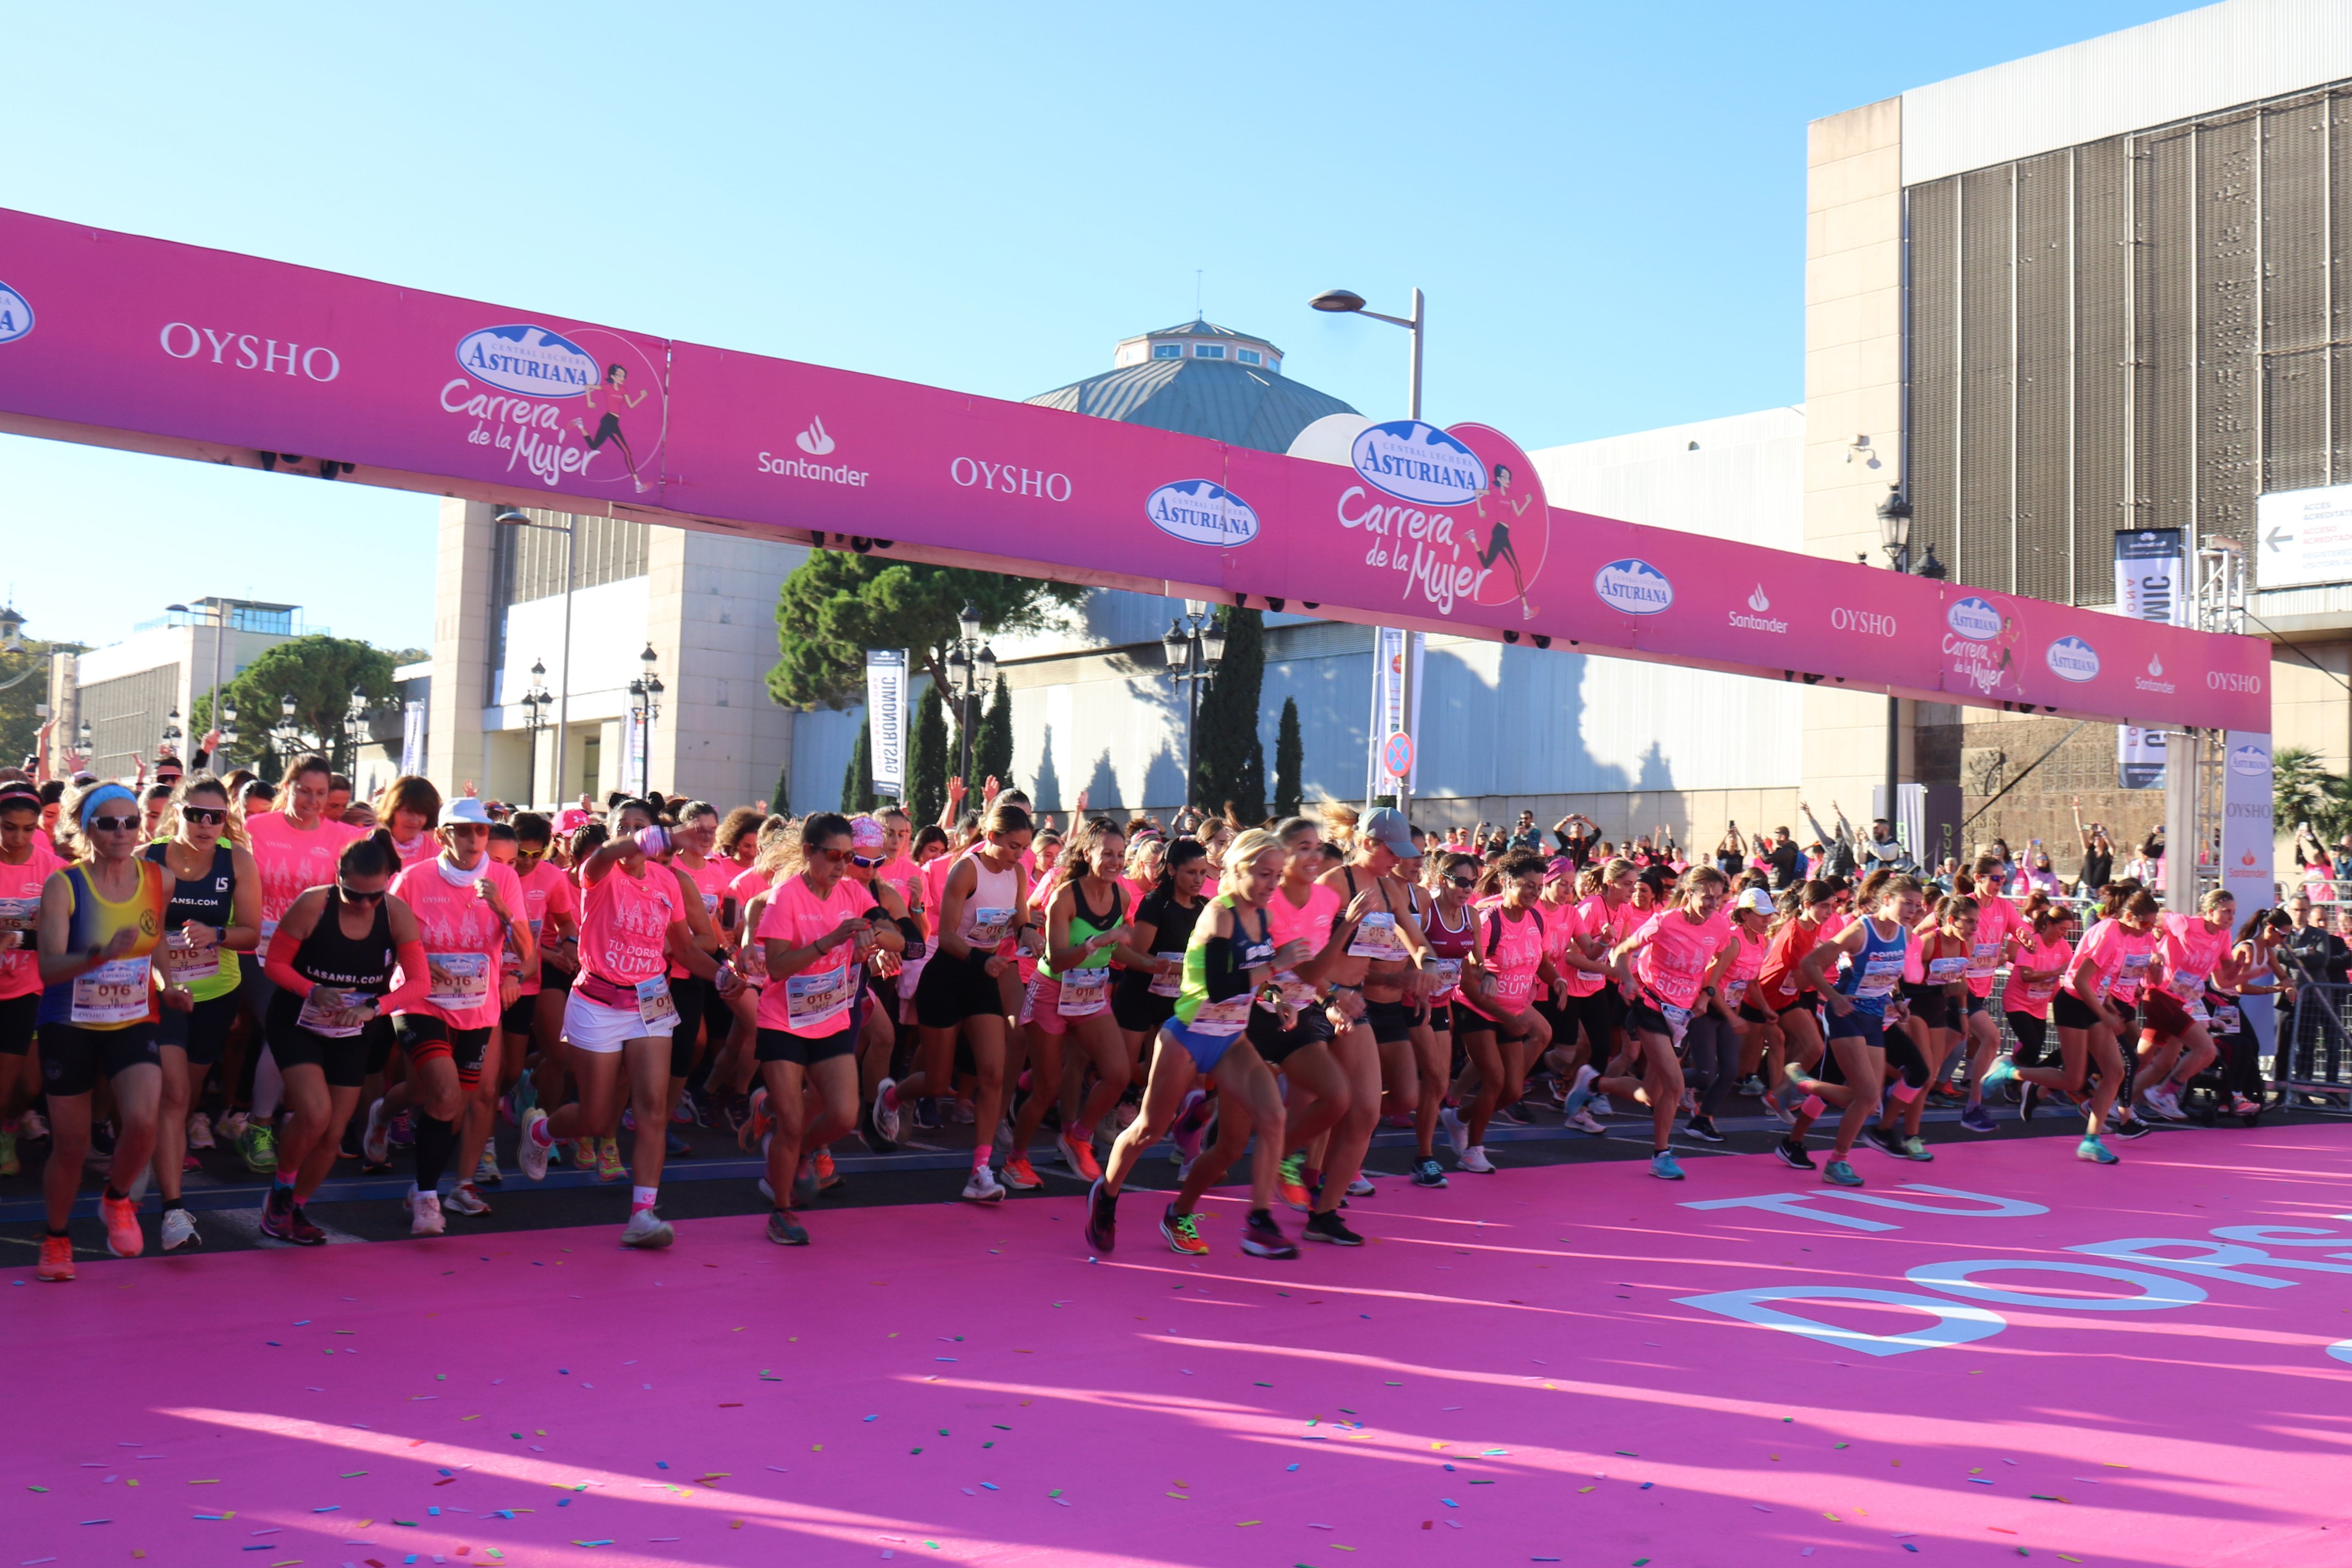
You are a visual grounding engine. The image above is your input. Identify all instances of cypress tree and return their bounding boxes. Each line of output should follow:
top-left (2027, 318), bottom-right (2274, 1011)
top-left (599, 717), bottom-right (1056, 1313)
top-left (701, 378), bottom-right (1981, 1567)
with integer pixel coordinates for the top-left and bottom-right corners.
top-left (1273, 696), bottom-right (1303, 819)
top-left (1193, 607), bottom-right (1266, 821)
top-left (910, 678), bottom-right (949, 825)
top-left (842, 712), bottom-right (876, 812)
top-left (772, 761), bottom-right (792, 816)
top-left (971, 673), bottom-right (1014, 794)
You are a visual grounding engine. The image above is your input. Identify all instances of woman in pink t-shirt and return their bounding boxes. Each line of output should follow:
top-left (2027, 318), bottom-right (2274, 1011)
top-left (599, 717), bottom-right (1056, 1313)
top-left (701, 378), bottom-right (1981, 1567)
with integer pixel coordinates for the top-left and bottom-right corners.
top-left (1952, 856), bottom-right (2024, 1132)
top-left (2133, 889), bottom-right (2235, 1119)
top-left (0, 782), bottom-right (61, 1153)
top-left (1605, 865), bottom-right (1735, 1178)
top-left (2037, 884), bottom-right (2160, 1162)
top-left (1996, 903), bottom-right (2076, 1081)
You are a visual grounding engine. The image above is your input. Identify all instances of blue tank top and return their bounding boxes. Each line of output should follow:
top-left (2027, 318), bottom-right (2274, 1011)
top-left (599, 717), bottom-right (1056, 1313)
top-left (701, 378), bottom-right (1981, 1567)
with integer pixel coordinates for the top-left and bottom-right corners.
top-left (1837, 916), bottom-right (1908, 1018)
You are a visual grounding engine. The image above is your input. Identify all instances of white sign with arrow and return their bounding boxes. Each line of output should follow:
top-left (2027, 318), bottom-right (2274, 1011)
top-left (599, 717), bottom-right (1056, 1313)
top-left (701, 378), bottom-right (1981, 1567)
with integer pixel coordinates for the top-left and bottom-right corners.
top-left (2256, 482), bottom-right (2352, 589)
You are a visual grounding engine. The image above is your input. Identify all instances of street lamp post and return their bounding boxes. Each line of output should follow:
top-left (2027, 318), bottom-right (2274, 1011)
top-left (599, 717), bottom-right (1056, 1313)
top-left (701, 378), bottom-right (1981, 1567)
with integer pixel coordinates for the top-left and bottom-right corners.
top-left (1160, 603), bottom-right (1226, 815)
top-left (160, 707), bottom-right (183, 761)
top-left (219, 702), bottom-right (240, 764)
top-left (941, 601), bottom-right (997, 793)
top-left (166, 598), bottom-right (249, 755)
top-left (0, 605), bottom-right (37, 696)
top-left (625, 644), bottom-right (663, 797)
top-left (345, 685), bottom-right (373, 782)
top-left (493, 506), bottom-right (578, 810)
top-left (521, 658), bottom-right (554, 808)
top-left (1873, 486), bottom-right (1946, 856)
top-left (274, 692), bottom-right (301, 776)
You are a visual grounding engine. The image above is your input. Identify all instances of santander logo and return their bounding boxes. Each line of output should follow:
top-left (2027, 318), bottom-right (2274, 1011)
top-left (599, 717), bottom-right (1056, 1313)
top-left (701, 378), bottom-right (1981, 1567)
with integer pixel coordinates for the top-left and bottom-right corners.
top-left (796, 415), bottom-right (836, 456)
top-left (2136, 650), bottom-right (2175, 695)
top-left (1729, 583), bottom-right (1786, 634)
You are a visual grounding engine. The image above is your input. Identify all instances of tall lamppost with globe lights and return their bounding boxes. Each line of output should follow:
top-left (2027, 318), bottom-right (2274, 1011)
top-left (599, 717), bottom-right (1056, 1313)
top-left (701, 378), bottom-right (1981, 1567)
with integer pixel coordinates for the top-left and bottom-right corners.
top-left (943, 602), bottom-right (997, 790)
top-left (1161, 603), bottom-right (1226, 815)
top-left (1872, 485), bottom-right (1946, 852)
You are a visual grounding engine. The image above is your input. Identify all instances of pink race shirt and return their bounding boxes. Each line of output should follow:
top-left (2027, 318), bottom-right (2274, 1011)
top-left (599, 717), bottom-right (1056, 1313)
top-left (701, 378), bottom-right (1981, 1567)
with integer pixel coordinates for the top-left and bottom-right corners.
top-left (1464, 901), bottom-right (1547, 1021)
top-left (2157, 911), bottom-right (2233, 1001)
top-left (578, 862), bottom-right (683, 988)
top-left (2006, 933), bottom-right (2073, 1019)
top-left (510, 859), bottom-right (579, 998)
top-left (0, 839), bottom-right (62, 1001)
top-left (2076, 917), bottom-right (2160, 1003)
top-left (246, 811), bottom-right (362, 938)
top-left (390, 859), bottom-right (527, 1031)
top-left (669, 857), bottom-right (733, 978)
top-left (1964, 896), bottom-right (2021, 997)
top-left (1721, 923), bottom-right (1768, 1009)
top-left (754, 874), bottom-right (873, 1036)
top-left (1632, 909), bottom-right (1731, 1010)
top-left (1564, 894), bottom-right (1640, 998)
top-left (390, 830), bottom-right (437, 869)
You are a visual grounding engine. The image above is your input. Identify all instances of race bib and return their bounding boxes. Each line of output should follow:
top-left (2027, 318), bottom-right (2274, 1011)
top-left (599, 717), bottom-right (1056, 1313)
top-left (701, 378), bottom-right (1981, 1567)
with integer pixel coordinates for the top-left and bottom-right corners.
top-left (1149, 952), bottom-right (1185, 998)
top-left (1275, 970), bottom-right (1319, 1009)
top-left (2168, 971), bottom-right (2208, 1002)
top-left (785, 963), bottom-right (854, 1031)
top-left (297, 986), bottom-right (371, 1039)
top-left (2215, 1004), bottom-right (2244, 1036)
top-left (702, 891), bottom-right (720, 916)
top-left (1188, 995), bottom-right (1252, 1038)
top-left (72, 957), bottom-right (152, 1025)
top-left (259, 916), bottom-right (279, 948)
top-left (1346, 911), bottom-right (1406, 961)
top-left (2121, 952), bottom-right (2153, 977)
top-left (1926, 956), bottom-right (1969, 982)
top-left (635, 975), bottom-right (680, 1029)
top-left (968, 906), bottom-right (1014, 945)
top-left (1856, 955), bottom-right (1902, 998)
top-left (426, 951), bottom-right (493, 1011)
top-left (1967, 940), bottom-right (2001, 979)
top-left (0, 895), bottom-right (36, 934)
top-left (163, 929), bottom-right (220, 986)
top-left (1431, 957), bottom-right (1463, 995)
top-left (1659, 999), bottom-right (1692, 1047)
top-left (1057, 967), bottom-right (1109, 1017)
top-left (1722, 978), bottom-right (1749, 1008)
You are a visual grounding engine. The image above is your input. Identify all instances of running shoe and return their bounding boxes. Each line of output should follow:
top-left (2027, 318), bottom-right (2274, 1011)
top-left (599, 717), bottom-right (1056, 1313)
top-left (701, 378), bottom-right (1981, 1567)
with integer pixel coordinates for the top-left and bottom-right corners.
top-left (813, 1149), bottom-right (843, 1191)
top-left (1001, 1156), bottom-right (1043, 1191)
top-left (2142, 1087), bottom-right (2187, 1121)
top-left (215, 1109), bottom-right (246, 1144)
top-left (1345, 1174), bottom-right (1375, 1197)
top-left (18, 1108), bottom-right (47, 1142)
top-left (1822, 1158), bottom-right (1864, 1188)
top-left (2230, 1093), bottom-right (2262, 1117)
top-left (2077, 1135), bottom-right (2119, 1165)
top-left (1685, 1114), bottom-right (1725, 1144)
top-left (0, 1128), bottom-right (15, 1177)
top-left (1242, 1208), bottom-right (1298, 1259)
top-left (1168, 1090), bottom-right (1212, 1163)
top-left (1762, 1096), bottom-right (1796, 1128)
top-left (870, 1079), bottom-right (902, 1147)
top-left (444, 1182), bottom-right (491, 1217)
top-left (1054, 1131), bottom-right (1102, 1183)
top-left (1411, 1156), bottom-right (1449, 1188)
top-left (1773, 1137), bottom-right (1816, 1171)
top-left (793, 1158), bottom-right (819, 1208)
top-left (1861, 1124), bottom-right (1905, 1159)
top-left (474, 1148), bottom-right (502, 1186)
top-left (665, 1130), bottom-right (692, 1157)
top-left (287, 1205), bottom-right (326, 1246)
top-left (1440, 1104), bottom-right (1469, 1156)
top-left (259, 1185), bottom-right (296, 1243)
top-left (1735, 1074), bottom-right (1767, 1098)
top-left (404, 1189), bottom-right (446, 1237)
top-left (1980, 1056), bottom-right (2017, 1090)
top-left (765, 1209), bottom-right (810, 1246)
top-left (1458, 1146), bottom-right (1497, 1174)
top-left (1649, 1150), bottom-right (1685, 1182)
top-left (2018, 1084), bottom-right (2041, 1122)
top-left (913, 1097), bottom-right (943, 1133)
top-left (673, 1090), bottom-right (698, 1125)
top-left (1278, 1153), bottom-right (1313, 1212)
top-left (961, 1164), bottom-right (1006, 1204)
top-left (387, 1112), bottom-right (415, 1148)
top-left (597, 1139), bottom-right (626, 1179)
top-left (1781, 1061), bottom-right (1812, 1093)
top-left (36, 1233), bottom-right (73, 1282)
top-left (238, 1119), bottom-right (279, 1175)
top-left (1897, 1134), bottom-right (1934, 1162)
top-left (2107, 1115), bottom-right (2151, 1142)
top-left (1567, 1108), bottom-right (1607, 1135)
top-left (1085, 1178), bottom-right (1118, 1253)
top-left (620, 1207), bottom-right (674, 1248)
top-left (1161, 1205), bottom-right (1209, 1256)
top-left (99, 1193), bottom-right (143, 1257)
top-left (519, 1109), bottom-right (552, 1181)
top-left (186, 1112), bottom-right (215, 1150)
top-left (362, 1099), bottom-right (393, 1167)
top-left (569, 1137), bottom-right (595, 1169)
top-left (1304, 1211), bottom-right (1364, 1246)
top-left (1490, 1103), bottom-right (1530, 1127)
top-left (1959, 1104), bottom-right (1997, 1134)
top-left (1561, 1068), bottom-right (1600, 1120)
top-left (160, 1206), bottom-right (200, 1252)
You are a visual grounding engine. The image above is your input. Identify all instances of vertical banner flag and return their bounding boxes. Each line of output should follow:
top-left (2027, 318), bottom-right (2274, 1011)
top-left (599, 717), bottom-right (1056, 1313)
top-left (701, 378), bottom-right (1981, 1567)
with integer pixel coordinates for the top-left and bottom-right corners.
top-left (620, 711), bottom-right (647, 797)
top-left (2222, 732), bottom-right (2276, 905)
top-left (865, 649), bottom-right (908, 799)
top-left (1365, 628), bottom-right (1425, 795)
top-left (400, 699), bottom-right (427, 780)
top-left (2116, 529), bottom-right (2187, 788)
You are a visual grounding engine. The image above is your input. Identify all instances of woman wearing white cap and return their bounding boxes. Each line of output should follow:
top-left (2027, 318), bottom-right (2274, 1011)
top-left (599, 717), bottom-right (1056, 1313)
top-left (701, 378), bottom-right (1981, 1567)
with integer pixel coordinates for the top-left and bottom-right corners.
top-left (1717, 886), bottom-right (1778, 1136)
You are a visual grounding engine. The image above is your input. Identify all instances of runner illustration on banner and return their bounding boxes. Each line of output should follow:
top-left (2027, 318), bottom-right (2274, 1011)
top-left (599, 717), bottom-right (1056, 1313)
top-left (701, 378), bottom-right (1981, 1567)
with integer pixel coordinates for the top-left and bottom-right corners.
top-left (1451, 423), bottom-right (1549, 621)
top-left (572, 361), bottom-right (654, 494)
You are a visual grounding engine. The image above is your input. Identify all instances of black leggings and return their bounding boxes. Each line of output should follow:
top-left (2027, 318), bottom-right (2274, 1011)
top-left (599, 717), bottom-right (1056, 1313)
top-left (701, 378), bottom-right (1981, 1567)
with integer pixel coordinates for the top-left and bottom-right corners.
top-left (1680, 1012), bottom-right (1741, 1117)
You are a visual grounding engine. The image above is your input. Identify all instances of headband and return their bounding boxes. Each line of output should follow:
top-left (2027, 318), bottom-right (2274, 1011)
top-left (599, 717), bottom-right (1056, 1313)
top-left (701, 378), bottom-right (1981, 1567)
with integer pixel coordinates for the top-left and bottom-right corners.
top-left (78, 782), bottom-right (137, 827)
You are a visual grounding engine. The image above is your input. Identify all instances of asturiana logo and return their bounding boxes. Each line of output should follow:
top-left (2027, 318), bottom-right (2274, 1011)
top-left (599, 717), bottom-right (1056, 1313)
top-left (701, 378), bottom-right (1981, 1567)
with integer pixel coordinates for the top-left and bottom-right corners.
top-left (1945, 595), bottom-right (2002, 641)
top-left (1146, 480), bottom-right (1260, 549)
top-left (455, 325), bottom-right (600, 398)
top-left (0, 278), bottom-right (30, 345)
top-left (2044, 635), bottom-right (2100, 683)
top-left (1349, 420), bottom-right (1486, 508)
top-left (1594, 558), bottom-right (1673, 617)
top-left (2229, 744), bottom-right (2270, 778)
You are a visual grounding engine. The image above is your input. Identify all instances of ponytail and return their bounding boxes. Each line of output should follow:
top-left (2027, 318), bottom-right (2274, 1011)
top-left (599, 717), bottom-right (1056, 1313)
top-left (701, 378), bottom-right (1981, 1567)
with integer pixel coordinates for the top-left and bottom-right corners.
top-left (340, 828), bottom-right (400, 882)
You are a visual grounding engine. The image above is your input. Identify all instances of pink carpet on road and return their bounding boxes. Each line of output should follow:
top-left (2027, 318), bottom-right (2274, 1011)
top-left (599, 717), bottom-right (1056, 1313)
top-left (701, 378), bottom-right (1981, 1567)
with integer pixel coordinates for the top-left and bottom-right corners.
top-left (10, 1127), bottom-right (2352, 1568)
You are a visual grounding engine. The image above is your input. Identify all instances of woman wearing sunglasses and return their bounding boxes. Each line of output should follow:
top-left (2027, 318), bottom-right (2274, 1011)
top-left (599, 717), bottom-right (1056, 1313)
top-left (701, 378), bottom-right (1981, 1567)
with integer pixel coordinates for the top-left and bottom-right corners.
top-left (32, 783), bottom-right (173, 1279)
top-left (367, 797), bottom-right (532, 1234)
top-left (260, 830), bottom-right (427, 1243)
top-left (1011, 815), bottom-right (1139, 1189)
top-left (142, 774), bottom-right (262, 1250)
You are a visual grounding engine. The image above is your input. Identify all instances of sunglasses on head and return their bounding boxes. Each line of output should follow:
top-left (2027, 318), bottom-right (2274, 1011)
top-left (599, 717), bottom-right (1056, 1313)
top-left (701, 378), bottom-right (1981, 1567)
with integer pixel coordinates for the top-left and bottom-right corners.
top-left (88, 814), bottom-right (141, 833)
top-left (181, 806), bottom-right (227, 826)
top-left (338, 882), bottom-right (385, 905)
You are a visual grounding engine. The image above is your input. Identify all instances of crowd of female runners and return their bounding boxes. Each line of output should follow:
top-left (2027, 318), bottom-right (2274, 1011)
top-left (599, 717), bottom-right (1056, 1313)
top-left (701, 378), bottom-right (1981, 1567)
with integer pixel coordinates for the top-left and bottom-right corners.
top-left (0, 761), bottom-right (2292, 1277)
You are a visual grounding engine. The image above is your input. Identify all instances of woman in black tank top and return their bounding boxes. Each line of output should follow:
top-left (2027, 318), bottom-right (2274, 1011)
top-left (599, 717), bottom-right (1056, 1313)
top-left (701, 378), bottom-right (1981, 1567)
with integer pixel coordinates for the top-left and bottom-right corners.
top-left (143, 776), bottom-right (262, 1252)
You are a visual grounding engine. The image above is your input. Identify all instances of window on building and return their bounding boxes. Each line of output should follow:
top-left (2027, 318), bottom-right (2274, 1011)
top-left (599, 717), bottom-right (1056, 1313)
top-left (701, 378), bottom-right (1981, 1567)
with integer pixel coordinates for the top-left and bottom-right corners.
top-left (1237, 349), bottom-right (1262, 366)
top-left (1194, 344), bottom-right (1224, 360)
top-left (1151, 343), bottom-right (1183, 360)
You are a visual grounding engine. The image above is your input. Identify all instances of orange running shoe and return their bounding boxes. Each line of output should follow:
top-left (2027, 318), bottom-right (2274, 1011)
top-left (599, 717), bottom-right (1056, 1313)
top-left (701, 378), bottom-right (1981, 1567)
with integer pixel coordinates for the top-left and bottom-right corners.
top-left (100, 1194), bottom-right (144, 1259)
top-left (1054, 1131), bottom-right (1103, 1183)
top-left (36, 1233), bottom-right (74, 1281)
top-left (1001, 1156), bottom-right (1042, 1191)
top-left (812, 1148), bottom-right (841, 1190)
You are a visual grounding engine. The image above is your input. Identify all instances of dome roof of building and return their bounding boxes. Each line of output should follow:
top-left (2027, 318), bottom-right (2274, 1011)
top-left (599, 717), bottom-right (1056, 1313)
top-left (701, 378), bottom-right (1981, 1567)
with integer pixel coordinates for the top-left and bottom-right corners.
top-left (1026, 317), bottom-right (1359, 455)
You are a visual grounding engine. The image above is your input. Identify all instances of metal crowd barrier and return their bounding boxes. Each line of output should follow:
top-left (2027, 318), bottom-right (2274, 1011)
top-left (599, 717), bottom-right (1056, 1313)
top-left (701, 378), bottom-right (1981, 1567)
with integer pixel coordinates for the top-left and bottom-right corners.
top-left (2279, 982), bottom-right (2352, 1111)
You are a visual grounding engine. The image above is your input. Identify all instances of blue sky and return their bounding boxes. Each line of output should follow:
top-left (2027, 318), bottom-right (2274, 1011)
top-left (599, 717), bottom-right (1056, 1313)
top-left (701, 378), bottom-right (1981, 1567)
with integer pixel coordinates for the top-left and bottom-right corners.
top-left (2, 0), bottom-right (2193, 654)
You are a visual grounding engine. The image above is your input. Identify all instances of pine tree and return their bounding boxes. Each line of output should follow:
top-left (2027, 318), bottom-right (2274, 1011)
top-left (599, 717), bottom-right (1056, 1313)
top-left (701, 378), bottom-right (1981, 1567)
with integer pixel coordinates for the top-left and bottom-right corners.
top-left (1193, 607), bottom-right (1266, 821)
top-left (910, 678), bottom-right (949, 825)
top-left (771, 762), bottom-right (792, 817)
top-left (1273, 696), bottom-right (1303, 819)
top-left (842, 712), bottom-right (876, 812)
top-left (970, 673), bottom-right (1014, 796)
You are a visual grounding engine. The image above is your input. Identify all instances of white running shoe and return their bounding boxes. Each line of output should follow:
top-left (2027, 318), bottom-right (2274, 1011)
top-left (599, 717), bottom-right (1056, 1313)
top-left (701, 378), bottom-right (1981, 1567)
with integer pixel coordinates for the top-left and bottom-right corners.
top-left (362, 1098), bottom-right (393, 1167)
top-left (160, 1207), bottom-right (200, 1252)
top-left (186, 1113), bottom-right (216, 1151)
top-left (1568, 1108), bottom-right (1607, 1135)
top-left (404, 1189), bottom-right (446, 1237)
top-left (518, 1109), bottom-right (551, 1182)
top-left (620, 1207), bottom-right (674, 1249)
top-left (1345, 1174), bottom-right (1375, 1197)
top-left (871, 1079), bottom-right (902, 1145)
top-left (961, 1165), bottom-right (1006, 1204)
top-left (1458, 1146), bottom-right (1497, 1174)
top-left (1441, 1105), bottom-right (1468, 1157)
top-left (443, 1183), bottom-right (491, 1217)
top-left (2142, 1087), bottom-right (2187, 1122)
top-left (213, 1109), bottom-right (244, 1144)
top-left (473, 1148), bottom-right (502, 1186)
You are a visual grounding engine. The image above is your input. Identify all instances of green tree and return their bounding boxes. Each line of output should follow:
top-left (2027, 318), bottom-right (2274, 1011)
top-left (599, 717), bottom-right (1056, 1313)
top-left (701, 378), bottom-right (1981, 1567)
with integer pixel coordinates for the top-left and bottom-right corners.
top-left (1192, 606), bottom-right (1266, 821)
top-left (2275, 745), bottom-right (2352, 841)
top-left (192, 634), bottom-right (399, 779)
top-left (767, 552), bottom-right (1082, 712)
top-left (0, 637), bottom-right (83, 769)
top-left (842, 713), bottom-right (876, 812)
top-left (1272, 696), bottom-right (1303, 820)
top-left (909, 678), bottom-right (949, 826)
top-left (970, 673), bottom-right (1014, 797)
top-left (772, 761), bottom-right (791, 816)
